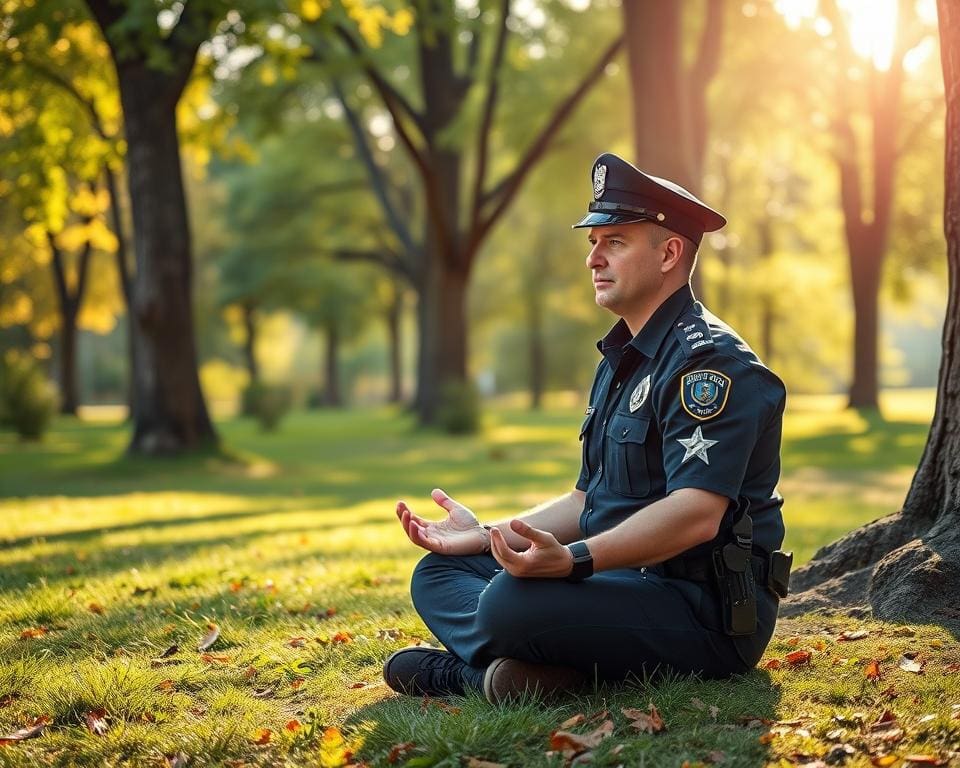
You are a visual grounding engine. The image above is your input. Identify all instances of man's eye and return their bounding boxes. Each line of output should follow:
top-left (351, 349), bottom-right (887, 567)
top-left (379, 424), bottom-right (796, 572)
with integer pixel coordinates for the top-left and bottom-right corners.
top-left (609, 240), bottom-right (624, 246)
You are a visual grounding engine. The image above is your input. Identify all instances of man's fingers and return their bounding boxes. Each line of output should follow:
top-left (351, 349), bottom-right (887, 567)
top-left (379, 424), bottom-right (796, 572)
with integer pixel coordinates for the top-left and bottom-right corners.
top-left (431, 487), bottom-right (456, 512)
top-left (489, 527), bottom-right (521, 570)
top-left (509, 518), bottom-right (557, 546)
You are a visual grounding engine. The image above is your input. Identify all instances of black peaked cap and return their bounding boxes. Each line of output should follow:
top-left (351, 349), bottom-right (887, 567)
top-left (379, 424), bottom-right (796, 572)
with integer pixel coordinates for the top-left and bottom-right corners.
top-left (572, 153), bottom-right (726, 245)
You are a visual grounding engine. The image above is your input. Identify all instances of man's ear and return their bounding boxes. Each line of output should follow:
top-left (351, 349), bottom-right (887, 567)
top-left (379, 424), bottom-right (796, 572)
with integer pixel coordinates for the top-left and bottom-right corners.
top-left (661, 236), bottom-right (685, 274)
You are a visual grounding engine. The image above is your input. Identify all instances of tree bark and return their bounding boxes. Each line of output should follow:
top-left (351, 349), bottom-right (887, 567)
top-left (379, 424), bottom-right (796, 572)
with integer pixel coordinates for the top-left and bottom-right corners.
top-left (241, 301), bottom-right (259, 385)
top-left (623, 1), bottom-right (724, 301)
top-left (782, 0), bottom-right (960, 629)
top-left (386, 285), bottom-right (403, 404)
top-left (48, 231), bottom-right (92, 416)
top-left (322, 321), bottom-right (341, 408)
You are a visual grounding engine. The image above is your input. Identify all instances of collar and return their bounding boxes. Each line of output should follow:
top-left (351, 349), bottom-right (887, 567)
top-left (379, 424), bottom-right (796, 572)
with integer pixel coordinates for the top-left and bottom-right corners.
top-left (597, 285), bottom-right (696, 360)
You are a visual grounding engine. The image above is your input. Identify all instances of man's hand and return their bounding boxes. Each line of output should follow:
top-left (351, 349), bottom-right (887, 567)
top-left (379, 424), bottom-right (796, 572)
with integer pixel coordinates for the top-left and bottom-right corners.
top-left (396, 488), bottom-right (489, 556)
top-left (489, 519), bottom-right (575, 578)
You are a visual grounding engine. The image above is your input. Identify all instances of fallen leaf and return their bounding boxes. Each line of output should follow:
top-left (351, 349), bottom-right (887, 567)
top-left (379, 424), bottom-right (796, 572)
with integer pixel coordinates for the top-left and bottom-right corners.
top-left (709, 705), bottom-right (720, 720)
top-left (87, 602), bottom-right (105, 615)
top-left (387, 741), bottom-right (415, 763)
top-left (243, 666), bottom-right (257, 679)
top-left (944, 663), bottom-right (960, 673)
top-left (84, 709), bottom-right (108, 736)
top-left (464, 758), bottom-right (507, 768)
top-left (763, 659), bottom-right (782, 670)
top-left (252, 686), bottom-right (277, 698)
top-left (871, 710), bottom-right (898, 729)
top-left (197, 624), bottom-right (220, 652)
top-left (286, 637), bottom-right (308, 648)
top-left (156, 679), bottom-right (175, 691)
top-left (284, 719), bottom-right (301, 732)
top-left (865, 660), bottom-right (882, 680)
top-left (18, 627), bottom-right (48, 640)
top-left (158, 644), bottom-right (179, 659)
top-left (786, 650), bottom-right (812, 666)
top-left (290, 678), bottom-right (304, 690)
top-left (902, 756), bottom-right (946, 765)
top-left (705, 750), bottom-right (725, 763)
top-left (376, 628), bottom-right (402, 641)
top-left (758, 731), bottom-right (776, 744)
top-left (131, 586), bottom-right (156, 597)
top-left (898, 655), bottom-right (924, 674)
top-left (560, 714), bottom-right (586, 729)
top-left (0, 716), bottom-right (51, 744)
top-left (824, 744), bottom-right (856, 763)
top-left (838, 630), bottom-right (870, 641)
top-left (332, 631), bottom-right (352, 644)
top-left (549, 720), bottom-right (613, 756)
top-left (786, 636), bottom-right (800, 646)
top-left (0, 694), bottom-right (18, 708)
top-left (200, 653), bottom-right (229, 664)
top-left (251, 728), bottom-right (271, 745)
top-left (622, 704), bottom-right (666, 734)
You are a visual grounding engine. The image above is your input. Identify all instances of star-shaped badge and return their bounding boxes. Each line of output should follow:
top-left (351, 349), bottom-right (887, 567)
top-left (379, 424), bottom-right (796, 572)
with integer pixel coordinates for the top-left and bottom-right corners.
top-left (677, 425), bottom-right (718, 465)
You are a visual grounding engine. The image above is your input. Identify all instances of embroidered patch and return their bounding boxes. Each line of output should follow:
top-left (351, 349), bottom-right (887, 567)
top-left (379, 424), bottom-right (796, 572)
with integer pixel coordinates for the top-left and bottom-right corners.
top-left (680, 369), bottom-right (731, 421)
top-left (677, 425), bottom-right (718, 465)
top-left (628, 375), bottom-right (651, 413)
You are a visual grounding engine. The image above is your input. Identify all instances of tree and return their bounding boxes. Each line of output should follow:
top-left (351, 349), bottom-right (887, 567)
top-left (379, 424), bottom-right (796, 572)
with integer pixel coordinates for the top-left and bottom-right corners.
top-left (622, 1), bottom-right (724, 298)
top-left (303, 1), bottom-right (623, 425)
top-left (784, 0), bottom-right (960, 629)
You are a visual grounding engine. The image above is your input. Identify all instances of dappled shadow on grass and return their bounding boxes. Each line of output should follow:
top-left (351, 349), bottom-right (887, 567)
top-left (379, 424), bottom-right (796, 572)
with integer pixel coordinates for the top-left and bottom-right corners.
top-left (782, 411), bottom-right (929, 474)
top-left (346, 669), bottom-right (781, 766)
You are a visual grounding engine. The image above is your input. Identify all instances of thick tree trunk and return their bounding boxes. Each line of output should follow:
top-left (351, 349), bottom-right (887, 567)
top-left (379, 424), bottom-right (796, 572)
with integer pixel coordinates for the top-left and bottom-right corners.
top-left (783, 0), bottom-right (960, 629)
top-left (322, 322), bottom-right (341, 408)
top-left (115, 62), bottom-right (216, 454)
top-left (623, 1), bottom-right (724, 302)
top-left (105, 165), bottom-right (137, 421)
top-left (847, 240), bottom-right (883, 409)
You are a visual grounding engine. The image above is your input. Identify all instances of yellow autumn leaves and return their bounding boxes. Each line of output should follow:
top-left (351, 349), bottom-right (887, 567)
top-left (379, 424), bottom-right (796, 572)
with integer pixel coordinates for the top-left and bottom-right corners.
top-left (299, 0), bottom-right (415, 47)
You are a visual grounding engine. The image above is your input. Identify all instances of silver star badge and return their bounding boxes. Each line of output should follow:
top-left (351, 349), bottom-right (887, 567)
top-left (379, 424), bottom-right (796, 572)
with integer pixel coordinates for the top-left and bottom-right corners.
top-left (677, 425), bottom-right (718, 465)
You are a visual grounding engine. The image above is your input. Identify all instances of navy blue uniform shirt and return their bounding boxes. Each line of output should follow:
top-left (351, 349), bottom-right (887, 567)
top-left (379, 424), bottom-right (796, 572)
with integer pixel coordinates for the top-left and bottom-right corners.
top-left (576, 285), bottom-right (786, 557)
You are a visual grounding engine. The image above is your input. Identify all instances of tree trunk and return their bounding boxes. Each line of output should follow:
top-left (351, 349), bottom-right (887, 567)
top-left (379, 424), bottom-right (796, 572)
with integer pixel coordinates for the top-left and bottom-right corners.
top-left (241, 301), bottom-right (259, 385)
top-left (105, 165), bottom-right (137, 421)
top-left (386, 286), bottom-right (403, 404)
top-left (782, 0), bottom-right (960, 629)
top-left (623, 1), bottom-right (724, 302)
top-left (114, 62), bottom-right (216, 454)
top-left (48, 232), bottom-right (91, 416)
top-left (322, 322), bottom-right (341, 408)
top-left (847, 240), bottom-right (883, 409)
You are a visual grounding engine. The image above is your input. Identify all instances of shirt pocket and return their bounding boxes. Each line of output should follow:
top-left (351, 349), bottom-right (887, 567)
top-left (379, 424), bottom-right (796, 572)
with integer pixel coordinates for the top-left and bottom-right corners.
top-left (579, 409), bottom-right (596, 475)
top-left (606, 412), bottom-right (651, 498)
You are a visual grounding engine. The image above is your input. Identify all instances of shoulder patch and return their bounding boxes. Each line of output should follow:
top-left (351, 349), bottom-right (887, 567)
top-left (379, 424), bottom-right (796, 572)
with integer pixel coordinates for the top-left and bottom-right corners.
top-left (673, 313), bottom-right (715, 358)
top-left (680, 369), bottom-right (731, 421)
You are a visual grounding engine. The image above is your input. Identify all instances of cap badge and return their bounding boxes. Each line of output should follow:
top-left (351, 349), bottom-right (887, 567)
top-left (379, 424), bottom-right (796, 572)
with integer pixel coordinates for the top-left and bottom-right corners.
top-left (593, 164), bottom-right (607, 199)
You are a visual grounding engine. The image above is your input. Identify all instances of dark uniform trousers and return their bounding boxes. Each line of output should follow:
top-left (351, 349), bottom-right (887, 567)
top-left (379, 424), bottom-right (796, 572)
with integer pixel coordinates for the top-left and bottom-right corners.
top-left (411, 551), bottom-right (778, 682)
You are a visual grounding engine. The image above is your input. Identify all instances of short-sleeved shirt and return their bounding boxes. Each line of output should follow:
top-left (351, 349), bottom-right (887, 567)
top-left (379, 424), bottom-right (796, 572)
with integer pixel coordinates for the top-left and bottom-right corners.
top-left (576, 285), bottom-right (786, 557)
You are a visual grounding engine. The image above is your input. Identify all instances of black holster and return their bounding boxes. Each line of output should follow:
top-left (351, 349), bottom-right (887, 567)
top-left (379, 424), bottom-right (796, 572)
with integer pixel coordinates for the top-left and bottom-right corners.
top-left (711, 505), bottom-right (757, 637)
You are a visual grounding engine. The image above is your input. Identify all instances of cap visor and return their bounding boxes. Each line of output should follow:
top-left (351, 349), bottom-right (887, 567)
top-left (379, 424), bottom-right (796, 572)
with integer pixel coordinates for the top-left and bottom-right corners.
top-left (571, 211), bottom-right (653, 229)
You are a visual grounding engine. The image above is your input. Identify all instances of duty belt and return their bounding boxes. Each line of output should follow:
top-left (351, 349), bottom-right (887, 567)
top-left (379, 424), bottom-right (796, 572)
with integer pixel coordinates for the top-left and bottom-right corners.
top-left (661, 548), bottom-right (792, 599)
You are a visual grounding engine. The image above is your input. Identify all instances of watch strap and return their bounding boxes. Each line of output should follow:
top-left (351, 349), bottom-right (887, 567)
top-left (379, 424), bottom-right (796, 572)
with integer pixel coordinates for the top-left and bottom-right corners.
top-left (566, 540), bottom-right (594, 582)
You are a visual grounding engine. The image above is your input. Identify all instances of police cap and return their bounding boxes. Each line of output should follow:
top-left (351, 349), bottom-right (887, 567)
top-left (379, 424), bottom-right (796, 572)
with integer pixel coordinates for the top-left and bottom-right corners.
top-left (572, 153), bottom-right (726, 245)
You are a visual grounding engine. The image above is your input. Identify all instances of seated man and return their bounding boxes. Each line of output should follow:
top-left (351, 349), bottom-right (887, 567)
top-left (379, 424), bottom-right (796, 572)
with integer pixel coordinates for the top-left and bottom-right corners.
top-left (384, 153), bottom-right (791, 704)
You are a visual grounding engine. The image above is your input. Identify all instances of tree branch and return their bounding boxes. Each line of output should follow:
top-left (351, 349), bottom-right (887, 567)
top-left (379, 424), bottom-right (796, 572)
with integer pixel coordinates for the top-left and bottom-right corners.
top-left (469, 0), bottom-right (510, 235)
top-left (10, 56), bottom-right (110, 140)
top-left (331, 78), bottom-right (420, 266)
top-left (689, 0), bottom-right (724, 92)
top-left (476, 34), bottom-right (624, 244)
top-left (333, 247), bottom-right (416, 285)
top-left (334, 23), bottom-right (427, 136)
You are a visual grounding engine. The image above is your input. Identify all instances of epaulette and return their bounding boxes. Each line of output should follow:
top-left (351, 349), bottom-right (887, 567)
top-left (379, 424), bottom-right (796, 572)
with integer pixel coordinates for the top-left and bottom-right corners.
top-left (673, 309), bottom-right (715, 358)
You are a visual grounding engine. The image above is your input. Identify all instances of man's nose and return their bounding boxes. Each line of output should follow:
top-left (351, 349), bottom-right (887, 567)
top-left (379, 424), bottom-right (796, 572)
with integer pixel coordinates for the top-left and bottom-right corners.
top-left (586, 245), bottom-right (606, 269)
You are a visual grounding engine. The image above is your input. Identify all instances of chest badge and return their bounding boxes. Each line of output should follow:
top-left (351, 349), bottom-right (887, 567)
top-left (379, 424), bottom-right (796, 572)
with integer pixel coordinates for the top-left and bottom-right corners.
top-left (628, 375), bottom-right (651, 413)
top-left (678, 425), bottom-right (718, 465)
top-left (681, 369), bottom-right (731, 421)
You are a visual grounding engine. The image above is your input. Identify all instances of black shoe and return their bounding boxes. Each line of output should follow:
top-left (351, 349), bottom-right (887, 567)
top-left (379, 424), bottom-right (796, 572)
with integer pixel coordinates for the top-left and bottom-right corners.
top-left (383, 647), bottom-right (483, 696)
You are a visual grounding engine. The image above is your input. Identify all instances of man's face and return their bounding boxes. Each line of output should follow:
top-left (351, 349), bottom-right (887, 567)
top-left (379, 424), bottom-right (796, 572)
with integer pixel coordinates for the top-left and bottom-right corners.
top-left (586, 223), bottom-right (666, 317)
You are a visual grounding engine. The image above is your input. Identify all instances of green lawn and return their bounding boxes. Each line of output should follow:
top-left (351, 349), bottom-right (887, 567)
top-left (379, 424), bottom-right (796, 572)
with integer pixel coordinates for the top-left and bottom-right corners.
top-left (1, 390), bottom-right (957, 767)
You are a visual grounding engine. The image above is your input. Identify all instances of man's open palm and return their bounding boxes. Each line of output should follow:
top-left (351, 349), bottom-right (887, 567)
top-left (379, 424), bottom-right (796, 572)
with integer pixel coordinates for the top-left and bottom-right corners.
top-left (396, 488), bottom-right (487, 555)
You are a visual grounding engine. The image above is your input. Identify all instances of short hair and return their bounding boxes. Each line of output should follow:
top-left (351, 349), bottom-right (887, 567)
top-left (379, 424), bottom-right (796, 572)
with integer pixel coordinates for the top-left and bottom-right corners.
top-left (647, 224), bottom-right (698, 273)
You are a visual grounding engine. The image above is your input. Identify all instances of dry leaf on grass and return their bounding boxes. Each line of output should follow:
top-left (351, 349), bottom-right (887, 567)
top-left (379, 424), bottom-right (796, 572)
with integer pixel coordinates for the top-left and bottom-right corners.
top-left (284, 720), bottom-right (301, 732)
top-left (286, 637), bottom-right (307, 648)
top-left (0, 716), bottom-right (51, 744)
top-left (251, 728), bottom-right (272, 745)
top-left (785, 650), bottom-right (812, 666)
top-left (84, 709), bottom-right (108, 736)
top-left (838, 629), bottom-right (870, 641)
top-left (197, 624), bottom-right (220, 652)
top-left (549, 719), bottom-right (614, 756)
top-left (622, 704), bottom-right (666, 733)
top-left (387, 741), bottom-right (415, 763)
top-left (157, 644), bottom-right (178, 659)
top-left (200, 653), bottom-right (229, 664)
top-left (87, 602), bottom-right (105, 615)
top-left (464, 758), bottom-right (507, 768)
top-left (902, 755), bottom-right (947, 765)
top-left (865, 660), bottom-right (882, 680)
top-left (871, 755), bottom-right (898, 766)
top-left (559, 713), bottom-right (586, 729)
top-left (331, 631), bottom-right (353, 644)
top-left (18, 627), bottom-right (48, 640)
top-left (898, 654), bottom-right (924, 674)
top-left (764, 659), bottom-right (782, 670)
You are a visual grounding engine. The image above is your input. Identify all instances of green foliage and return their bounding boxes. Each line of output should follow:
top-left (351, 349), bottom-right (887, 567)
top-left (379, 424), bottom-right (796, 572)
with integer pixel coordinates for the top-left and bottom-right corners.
top-left (436, 379), bottom-right (480, 435)
top-left (0, 351), bottom-right (59, 439)
top-left (242, 381), bottom-right (292, 431)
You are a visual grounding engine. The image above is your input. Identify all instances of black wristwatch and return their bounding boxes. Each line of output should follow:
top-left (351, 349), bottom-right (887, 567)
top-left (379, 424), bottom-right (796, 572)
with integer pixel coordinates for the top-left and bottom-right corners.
top-left (566, 540), bottom-right (594, 582)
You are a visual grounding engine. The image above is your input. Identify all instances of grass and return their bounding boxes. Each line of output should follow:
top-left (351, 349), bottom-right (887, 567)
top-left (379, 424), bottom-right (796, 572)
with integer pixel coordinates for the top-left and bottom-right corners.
top-left (0, 389), bottom-right (956, 767)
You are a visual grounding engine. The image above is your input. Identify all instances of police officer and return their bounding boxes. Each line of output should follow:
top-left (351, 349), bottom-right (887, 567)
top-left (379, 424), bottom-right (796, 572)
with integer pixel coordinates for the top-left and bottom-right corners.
top-left (384, 153), bottom-right (791, 703)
